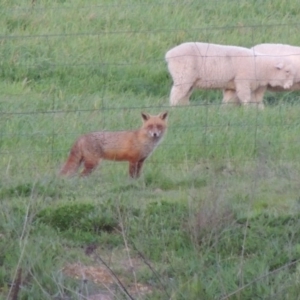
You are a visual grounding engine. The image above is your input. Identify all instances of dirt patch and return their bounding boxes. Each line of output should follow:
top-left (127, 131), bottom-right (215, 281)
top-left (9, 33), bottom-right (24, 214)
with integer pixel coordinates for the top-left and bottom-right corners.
top-left (64, 263), bottom-right (115, 285)
top-left (63, 261), bottom-right (153, 299)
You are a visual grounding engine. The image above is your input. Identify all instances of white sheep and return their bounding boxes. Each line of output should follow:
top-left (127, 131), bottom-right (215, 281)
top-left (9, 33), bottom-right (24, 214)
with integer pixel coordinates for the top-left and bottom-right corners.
top-left (165, 42), bottom-right (296, 107)
top-left (223, 43), bottom-right (300, 108)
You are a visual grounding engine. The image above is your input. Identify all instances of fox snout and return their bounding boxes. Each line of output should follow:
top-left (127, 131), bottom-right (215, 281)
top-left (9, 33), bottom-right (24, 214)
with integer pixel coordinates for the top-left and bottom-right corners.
top-left (146, 124), bottom-right (164, 139)
top-left (150, 130), bottom-right (161, 138)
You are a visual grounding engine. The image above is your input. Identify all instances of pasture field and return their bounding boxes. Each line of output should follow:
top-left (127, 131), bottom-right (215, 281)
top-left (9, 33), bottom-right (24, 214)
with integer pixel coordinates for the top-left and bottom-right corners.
top-left (2, 0), bottom-right (300, 299)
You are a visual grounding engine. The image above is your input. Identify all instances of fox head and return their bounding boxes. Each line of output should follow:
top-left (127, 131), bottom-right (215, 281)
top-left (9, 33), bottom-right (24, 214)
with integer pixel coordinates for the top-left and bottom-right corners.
top-left (141, 111), bottom-right (168, 139)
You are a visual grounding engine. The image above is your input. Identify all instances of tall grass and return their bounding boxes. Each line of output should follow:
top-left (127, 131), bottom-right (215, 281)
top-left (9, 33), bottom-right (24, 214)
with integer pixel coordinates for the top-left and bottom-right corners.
top-left (2, 0), bottom-right (300, 299)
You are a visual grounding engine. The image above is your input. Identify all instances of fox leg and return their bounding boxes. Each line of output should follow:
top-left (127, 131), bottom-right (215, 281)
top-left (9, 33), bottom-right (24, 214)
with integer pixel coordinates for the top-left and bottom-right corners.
top-left (129, 158), bottom-right (146, 178)
top-left (80, 158), bottom-right (101, 176)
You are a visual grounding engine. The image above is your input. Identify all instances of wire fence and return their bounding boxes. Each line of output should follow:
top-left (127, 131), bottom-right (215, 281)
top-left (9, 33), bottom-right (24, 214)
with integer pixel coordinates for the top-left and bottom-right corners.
top-left (1, 4), bottom-right (300, 179)
top-left (2, 5), bottom-right (300, 299)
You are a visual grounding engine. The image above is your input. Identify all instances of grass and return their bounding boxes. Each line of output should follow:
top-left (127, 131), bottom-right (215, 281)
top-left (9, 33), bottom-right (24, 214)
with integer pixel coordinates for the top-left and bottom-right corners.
top-left (2, 0), bottom-right (300, 299)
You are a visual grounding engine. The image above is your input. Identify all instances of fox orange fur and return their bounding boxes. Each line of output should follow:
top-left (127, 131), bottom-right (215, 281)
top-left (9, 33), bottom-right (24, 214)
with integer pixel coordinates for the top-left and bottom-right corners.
top-left (60, 111), bottom-right (168, 178)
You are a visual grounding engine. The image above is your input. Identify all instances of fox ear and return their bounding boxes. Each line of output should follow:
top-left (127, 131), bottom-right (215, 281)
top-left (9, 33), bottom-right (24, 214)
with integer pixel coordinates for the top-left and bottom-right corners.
top-left (158, 111), bottom-right (168, 120)
top-left (141, 112), bottom-right (151, 121)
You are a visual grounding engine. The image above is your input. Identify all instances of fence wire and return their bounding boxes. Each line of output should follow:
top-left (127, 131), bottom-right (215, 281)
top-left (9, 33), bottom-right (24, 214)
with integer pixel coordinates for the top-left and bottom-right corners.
top-left (1, 14), bottom-right (300, 177)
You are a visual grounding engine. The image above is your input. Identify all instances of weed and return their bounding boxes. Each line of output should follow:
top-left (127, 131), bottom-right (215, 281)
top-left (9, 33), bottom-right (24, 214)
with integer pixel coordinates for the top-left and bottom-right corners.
top-left (2, 1), bottom-right (300, 299)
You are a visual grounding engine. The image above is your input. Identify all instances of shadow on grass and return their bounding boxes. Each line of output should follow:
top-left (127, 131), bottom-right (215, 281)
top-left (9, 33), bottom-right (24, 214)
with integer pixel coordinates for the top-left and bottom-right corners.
top-left (0, 179), bottom-right (64, 199)
top-left (144, 171), bottom-right (207, 190)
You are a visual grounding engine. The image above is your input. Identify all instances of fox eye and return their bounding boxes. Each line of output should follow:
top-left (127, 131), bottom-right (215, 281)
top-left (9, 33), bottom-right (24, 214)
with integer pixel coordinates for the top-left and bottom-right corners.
top-left (147, 125), bottom-right (153, 130)
top-left (156, 125), bottom-right (162, 130)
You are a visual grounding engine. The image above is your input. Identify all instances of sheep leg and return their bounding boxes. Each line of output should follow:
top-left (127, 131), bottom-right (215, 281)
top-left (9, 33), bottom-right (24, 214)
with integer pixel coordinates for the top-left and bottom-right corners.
top-left (222, 89), bottom-right (240, 106)
top-left (169, 83), bottom-right (193, 106)
top-left (235, 84), bottom-right (253, 107)
top-left (252, 86), bottom-right (266, 110)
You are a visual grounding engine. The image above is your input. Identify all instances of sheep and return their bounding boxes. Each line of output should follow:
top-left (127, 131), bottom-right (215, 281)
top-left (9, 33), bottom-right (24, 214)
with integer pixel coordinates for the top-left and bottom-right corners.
top-left (165, 42), bottom-right (296, 107)
top-left (223, 43), bottom-right (300, 108)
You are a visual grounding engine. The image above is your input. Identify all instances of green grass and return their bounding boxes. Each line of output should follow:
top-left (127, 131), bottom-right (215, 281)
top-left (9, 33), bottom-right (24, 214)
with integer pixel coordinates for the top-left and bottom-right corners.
top-left (2, 0), bottom-right (300, 299)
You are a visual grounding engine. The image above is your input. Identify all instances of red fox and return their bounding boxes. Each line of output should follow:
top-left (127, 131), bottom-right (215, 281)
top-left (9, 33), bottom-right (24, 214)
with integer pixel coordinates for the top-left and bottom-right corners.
top-left (60, 111), bottom-right (168, 178)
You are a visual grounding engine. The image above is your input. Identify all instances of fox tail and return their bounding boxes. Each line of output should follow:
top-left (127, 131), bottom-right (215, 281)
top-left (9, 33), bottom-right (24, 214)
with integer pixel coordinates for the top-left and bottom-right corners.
top-left (59, 141), bottom-right (82, 176)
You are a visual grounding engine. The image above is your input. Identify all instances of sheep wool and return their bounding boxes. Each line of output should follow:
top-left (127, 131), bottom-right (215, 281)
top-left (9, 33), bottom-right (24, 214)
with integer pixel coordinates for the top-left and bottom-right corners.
top-left (165, 42), bottom-right (296, 107)
top-left (223, 43), bottom-right (300, 108)
top-left (253, 43), bottom-right (300, 92)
